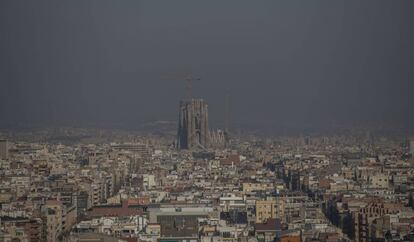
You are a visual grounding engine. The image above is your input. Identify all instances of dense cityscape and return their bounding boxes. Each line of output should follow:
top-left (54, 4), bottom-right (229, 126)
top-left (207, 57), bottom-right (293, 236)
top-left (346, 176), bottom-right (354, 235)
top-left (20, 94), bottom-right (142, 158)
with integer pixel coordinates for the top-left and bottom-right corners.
top-left (1, 96), bottom-right (414, 242)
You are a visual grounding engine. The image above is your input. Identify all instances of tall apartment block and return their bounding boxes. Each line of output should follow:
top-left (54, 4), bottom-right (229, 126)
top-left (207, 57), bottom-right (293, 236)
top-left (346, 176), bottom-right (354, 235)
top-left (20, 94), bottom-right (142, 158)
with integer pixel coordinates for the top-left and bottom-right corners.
top-left (0, 139), bottom-right (8, 160)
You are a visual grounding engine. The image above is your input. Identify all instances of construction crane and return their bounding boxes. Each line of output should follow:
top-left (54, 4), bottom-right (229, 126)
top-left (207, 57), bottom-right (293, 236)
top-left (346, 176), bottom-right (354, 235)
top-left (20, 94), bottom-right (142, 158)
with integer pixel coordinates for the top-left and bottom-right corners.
top-left (160, 73), bottom-right (201, 99)
top-left (184, 74), bottom-right (201, 99)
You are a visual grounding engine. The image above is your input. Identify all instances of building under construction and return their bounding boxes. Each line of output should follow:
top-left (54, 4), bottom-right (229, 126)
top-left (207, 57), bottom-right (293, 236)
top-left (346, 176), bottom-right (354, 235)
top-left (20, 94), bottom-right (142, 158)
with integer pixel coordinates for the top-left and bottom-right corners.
top-left (177, 99), bottom-right (209, 150)
top-left (177, 98), bottom-right (227, 150)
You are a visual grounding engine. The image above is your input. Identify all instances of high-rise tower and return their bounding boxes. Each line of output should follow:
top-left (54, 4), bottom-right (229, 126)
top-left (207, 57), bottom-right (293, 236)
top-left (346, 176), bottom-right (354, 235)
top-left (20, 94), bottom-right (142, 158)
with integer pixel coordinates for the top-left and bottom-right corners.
top-left (177, 99), bottom-right (209, 150)
top-left (0, 139), bottom-right (8, 160)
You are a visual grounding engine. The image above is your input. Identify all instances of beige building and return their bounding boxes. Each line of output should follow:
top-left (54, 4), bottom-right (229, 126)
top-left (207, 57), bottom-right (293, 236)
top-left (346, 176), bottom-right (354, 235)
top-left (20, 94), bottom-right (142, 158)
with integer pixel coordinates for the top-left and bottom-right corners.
top-left (353, 201), bottom-right (403, 242)
top-left (369, 174), bottom-right (389, 188)
top-left (255, 200), bottom-right (284, 223)
top-left (63, 205), bottom-right (77, 233)
top-left (41, 200), bottom-right (77, 241)
top-left (42, 200), bottom-right (63, 242)
top-left (243, 183), bottom-right (274, 193)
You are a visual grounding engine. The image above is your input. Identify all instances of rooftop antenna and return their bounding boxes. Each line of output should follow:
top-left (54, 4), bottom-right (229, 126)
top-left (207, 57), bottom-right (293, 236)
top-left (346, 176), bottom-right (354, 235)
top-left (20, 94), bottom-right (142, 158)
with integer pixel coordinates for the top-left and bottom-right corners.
top-left (225, 92), bottom-right (230, 133)
top-left (224, 91), bottom-right (231, 146)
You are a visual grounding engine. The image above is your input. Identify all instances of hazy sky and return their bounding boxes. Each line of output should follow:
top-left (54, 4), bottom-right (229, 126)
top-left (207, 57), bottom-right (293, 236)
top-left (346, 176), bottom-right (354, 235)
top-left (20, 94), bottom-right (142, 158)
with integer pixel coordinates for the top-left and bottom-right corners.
top-left (1, 1), bottom-right (413, 132)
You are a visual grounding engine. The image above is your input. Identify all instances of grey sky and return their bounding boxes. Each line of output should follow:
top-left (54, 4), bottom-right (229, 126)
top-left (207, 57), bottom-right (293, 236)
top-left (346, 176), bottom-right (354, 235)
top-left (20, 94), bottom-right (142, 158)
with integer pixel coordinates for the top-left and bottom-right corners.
top-left (0, 1), bottom-right (413, 132)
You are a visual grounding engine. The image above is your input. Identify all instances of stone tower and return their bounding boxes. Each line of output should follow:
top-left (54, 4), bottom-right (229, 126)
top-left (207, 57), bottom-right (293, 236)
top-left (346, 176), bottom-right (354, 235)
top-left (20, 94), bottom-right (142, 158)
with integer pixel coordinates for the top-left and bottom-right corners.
top-left (177, 99), bottom-right (209, 150)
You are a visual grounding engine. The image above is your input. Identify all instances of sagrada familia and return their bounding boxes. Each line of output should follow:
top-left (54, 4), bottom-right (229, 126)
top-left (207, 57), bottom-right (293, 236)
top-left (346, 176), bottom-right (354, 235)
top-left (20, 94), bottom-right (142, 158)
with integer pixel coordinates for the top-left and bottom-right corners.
top-left (177, 99), bottom-right (226, 150)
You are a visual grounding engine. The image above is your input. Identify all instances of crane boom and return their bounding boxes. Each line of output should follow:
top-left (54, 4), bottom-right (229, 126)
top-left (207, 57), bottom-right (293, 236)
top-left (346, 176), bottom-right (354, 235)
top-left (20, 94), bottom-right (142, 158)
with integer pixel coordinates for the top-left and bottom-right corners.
top-left (185, 75), bottom-right (201, 99)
